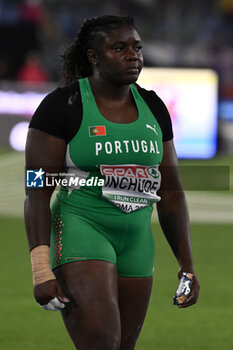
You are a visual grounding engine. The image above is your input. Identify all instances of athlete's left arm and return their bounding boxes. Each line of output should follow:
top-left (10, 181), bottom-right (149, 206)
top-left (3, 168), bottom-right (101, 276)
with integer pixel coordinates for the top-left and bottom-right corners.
top-left (156, 140), bottom-right (200, 308)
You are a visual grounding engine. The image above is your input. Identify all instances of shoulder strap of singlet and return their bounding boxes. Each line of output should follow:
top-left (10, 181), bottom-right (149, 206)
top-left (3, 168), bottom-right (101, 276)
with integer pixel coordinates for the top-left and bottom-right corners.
top-left (136, 83), bottom-right (173, 142)
top-left (135, 83), bottom-right (162, 118)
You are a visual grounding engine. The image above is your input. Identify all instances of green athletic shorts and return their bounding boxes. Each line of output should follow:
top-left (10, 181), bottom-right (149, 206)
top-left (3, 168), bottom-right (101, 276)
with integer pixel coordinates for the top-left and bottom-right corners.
top-left (50, 190), bottom-right (155, 277)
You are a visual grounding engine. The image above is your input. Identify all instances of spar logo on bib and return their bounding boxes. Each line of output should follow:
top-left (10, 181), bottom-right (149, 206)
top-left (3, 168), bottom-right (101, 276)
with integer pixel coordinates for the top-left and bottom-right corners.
top-left (101, 165), bottom-right (159, 179)
top-left (100, 164), bottom-right (161, 213)
top-left (89, 125), bottom-right (106, 137)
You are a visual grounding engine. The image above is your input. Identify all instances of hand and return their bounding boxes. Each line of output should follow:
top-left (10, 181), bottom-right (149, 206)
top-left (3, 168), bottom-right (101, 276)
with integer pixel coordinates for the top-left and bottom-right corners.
top-left (176, 272), bottom-right (200, 309)
top-left (33, 279), bottom-right (69, 311)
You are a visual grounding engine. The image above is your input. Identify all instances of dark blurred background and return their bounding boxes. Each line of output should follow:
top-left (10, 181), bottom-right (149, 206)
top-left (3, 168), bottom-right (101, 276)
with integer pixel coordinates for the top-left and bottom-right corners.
top-left (0, 0), bottom-right (232, 95)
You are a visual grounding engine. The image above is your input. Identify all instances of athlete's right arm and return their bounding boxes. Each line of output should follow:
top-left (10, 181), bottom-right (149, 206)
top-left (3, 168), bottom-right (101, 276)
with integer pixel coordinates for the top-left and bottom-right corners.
top-left (24, 128), bottom-right (69, 308)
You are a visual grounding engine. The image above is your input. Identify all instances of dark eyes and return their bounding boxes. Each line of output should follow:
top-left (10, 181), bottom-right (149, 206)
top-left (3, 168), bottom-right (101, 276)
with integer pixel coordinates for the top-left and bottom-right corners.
top-left (134, 46), bottom-right (142, 52)
top-left (113, 47), bottom-right (123, 52)
top-left (113, 46), bottom-right (142, 53)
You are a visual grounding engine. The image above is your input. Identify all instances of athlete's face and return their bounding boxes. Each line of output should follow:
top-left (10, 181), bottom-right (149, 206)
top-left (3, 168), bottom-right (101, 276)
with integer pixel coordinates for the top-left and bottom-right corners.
top-left (91, 25), bottom-right (144, 86)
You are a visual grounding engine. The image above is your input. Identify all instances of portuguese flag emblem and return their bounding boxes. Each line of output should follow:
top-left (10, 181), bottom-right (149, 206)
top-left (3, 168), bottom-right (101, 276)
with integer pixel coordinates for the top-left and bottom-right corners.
top-left (89, 125), bottom-right (106, 137)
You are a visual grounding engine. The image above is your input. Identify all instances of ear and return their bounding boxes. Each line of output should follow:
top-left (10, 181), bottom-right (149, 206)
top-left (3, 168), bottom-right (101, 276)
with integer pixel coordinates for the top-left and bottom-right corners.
top-left (87, 49), bottom-right (99, 65)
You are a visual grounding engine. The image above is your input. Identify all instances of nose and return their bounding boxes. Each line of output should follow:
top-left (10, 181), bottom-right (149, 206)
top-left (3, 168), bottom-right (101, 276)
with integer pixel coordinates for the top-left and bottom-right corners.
top-left (125, 48), bottom-right (138, 60)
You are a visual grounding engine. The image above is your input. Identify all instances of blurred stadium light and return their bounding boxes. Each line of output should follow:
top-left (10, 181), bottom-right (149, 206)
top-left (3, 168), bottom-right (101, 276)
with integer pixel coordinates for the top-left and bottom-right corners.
top-left (0, 82), bottom-right (55, 151)
top-left (0, 68), bottom-right (220, 157)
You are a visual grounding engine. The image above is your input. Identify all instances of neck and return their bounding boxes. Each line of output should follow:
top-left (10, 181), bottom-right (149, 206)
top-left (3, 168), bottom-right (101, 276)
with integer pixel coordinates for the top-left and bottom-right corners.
top-left (88, 74), bottom-right (131, 102)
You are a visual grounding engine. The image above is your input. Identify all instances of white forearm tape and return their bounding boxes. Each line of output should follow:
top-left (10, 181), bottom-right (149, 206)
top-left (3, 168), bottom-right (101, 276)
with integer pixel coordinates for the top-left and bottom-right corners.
top-left (30, 245), bottom-right (56, 286)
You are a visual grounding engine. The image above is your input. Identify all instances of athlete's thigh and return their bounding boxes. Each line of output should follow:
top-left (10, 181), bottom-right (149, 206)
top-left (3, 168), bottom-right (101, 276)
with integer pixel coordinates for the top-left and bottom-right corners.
top-left (118, 276), bottom-right (153, 350)
top-left (54, 260), bottom-right (121, 348)
top-left (50, 200), bottom-right (117, 269)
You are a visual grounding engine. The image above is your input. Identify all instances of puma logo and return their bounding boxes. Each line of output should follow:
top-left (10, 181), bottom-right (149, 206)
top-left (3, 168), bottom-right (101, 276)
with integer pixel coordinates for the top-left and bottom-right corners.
top-left (146, 124), bottom-right (158, 135)
top-left (68, 92), bottom-right (79, 105)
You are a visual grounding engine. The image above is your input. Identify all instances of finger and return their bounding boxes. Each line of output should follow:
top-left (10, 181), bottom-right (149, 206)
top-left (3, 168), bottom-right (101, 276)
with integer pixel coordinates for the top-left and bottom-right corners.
top-left (42, 297), bottom-right (66, 311)
top-left (34, 279), bottom-right (57, 305)
top-left (181, 281), bottom-right (199, 307)
top-left (56, 287), bottom-right (69, 304)
top-left (178, 300), bottom-right (197, 308)
top-left (42, 297), bottom-right (65, 311)
top-left (178, 295), bottom-right (197, 308)
top-left (50, 297), bottom-right (66, 309)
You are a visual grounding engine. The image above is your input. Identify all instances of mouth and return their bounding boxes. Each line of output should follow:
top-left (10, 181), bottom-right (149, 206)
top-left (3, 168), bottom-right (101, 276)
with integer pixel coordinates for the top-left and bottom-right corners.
top-left (126, 66), bottom-right (139, 74)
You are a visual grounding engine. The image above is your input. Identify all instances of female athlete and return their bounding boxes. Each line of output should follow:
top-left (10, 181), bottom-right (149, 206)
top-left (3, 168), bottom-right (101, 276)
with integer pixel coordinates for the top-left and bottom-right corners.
top-left (24, 15), bottom-right (200, 350)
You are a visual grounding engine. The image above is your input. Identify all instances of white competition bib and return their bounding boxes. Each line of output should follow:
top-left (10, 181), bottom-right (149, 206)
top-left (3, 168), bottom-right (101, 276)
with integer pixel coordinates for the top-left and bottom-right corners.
top-left (100, 164), bottom-right (161, 213)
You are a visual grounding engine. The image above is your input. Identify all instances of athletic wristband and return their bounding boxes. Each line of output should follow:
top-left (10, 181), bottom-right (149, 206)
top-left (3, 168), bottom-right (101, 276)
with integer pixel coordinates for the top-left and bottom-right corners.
top-left (30, 245), bottom-right (56, 286)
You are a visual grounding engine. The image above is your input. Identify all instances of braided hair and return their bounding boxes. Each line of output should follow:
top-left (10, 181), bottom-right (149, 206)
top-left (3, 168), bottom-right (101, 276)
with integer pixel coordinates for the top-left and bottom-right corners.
top-left (61, 15), bottom-right (135, 84)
